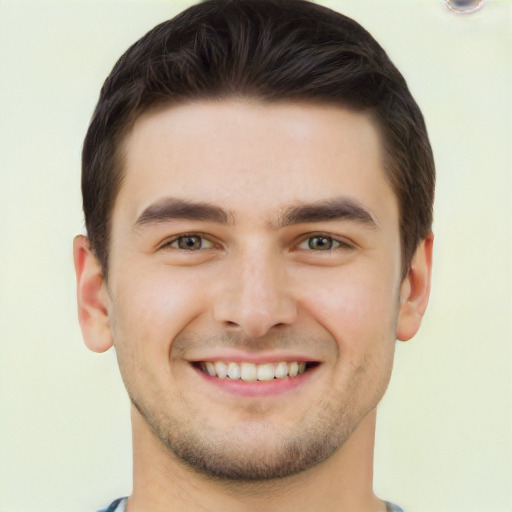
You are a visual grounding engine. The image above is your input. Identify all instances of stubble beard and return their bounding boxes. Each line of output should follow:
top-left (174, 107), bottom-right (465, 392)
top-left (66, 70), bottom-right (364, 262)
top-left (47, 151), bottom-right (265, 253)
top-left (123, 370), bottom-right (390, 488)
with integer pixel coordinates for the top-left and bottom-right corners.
top-left (128, 351), bottom-right (393, 482)
top-left (120, 325), bottom-right (396, 482)
top-left (131, 391), bottom-right (354, 482)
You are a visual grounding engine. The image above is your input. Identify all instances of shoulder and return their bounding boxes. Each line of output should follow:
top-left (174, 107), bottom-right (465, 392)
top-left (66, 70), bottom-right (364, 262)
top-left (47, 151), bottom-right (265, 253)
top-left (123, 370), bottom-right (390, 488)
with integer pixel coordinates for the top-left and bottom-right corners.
top-left (386, 502), bottom-right (407, 512)
top-left (94, 497), bottom-right (127, 512)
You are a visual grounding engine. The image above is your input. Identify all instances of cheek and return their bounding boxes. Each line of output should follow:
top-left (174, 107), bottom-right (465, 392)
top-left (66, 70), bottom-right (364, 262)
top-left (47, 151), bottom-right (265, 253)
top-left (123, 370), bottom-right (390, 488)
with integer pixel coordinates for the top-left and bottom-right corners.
top-left (108, 267), bottom-right (209, 354)
top-left (107, 268), bottom-right (213, 401)
top-left (299, 267), bottom-right (399, 355)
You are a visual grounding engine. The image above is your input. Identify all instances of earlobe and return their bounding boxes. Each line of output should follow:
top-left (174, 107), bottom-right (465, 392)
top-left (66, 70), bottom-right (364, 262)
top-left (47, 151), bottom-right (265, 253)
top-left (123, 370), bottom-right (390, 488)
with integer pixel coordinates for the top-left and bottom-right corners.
top-left (396, 232), bottom-right (434, 342)
top-left (73, 235), bottom-right (114, 353)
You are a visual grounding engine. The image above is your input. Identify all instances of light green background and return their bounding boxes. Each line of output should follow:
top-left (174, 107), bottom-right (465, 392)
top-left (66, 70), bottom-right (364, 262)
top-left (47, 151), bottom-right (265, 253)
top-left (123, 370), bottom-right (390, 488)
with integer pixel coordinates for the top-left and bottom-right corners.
top-left (0, 1), bottom-right (510, 511)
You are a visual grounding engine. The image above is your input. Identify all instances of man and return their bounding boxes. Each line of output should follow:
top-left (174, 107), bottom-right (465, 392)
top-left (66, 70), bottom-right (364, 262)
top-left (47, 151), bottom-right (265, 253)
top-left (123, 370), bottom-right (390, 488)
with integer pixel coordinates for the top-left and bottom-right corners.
top-left (73, 0), bottom-right (434, 511)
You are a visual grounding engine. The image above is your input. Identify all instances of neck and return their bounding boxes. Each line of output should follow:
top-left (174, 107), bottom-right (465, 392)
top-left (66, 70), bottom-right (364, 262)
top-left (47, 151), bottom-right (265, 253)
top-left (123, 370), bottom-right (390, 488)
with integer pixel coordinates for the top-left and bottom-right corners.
top-left (127, 406), bottom-right (386, 512)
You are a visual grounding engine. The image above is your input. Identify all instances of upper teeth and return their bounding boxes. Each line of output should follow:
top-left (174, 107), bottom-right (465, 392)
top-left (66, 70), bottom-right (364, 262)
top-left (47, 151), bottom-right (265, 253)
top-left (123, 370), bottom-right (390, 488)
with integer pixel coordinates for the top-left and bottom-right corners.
top-left (200, 361), bottom-right (307, 381)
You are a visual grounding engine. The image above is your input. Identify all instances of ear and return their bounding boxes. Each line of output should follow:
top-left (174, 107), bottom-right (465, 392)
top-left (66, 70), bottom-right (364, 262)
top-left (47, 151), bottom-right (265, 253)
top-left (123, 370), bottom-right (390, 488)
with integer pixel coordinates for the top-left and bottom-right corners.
top-left (396, 232), bottom-right (434, 341)
top-left (73, 235), bottom-right (114, 353)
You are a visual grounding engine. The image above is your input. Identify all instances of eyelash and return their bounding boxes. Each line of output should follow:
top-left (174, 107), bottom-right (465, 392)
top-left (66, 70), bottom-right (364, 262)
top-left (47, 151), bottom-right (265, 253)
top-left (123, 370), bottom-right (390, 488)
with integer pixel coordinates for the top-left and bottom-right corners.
top-left (161, 234), bottom-right (215, 251)
top-left (160, 233), bottom-right (354, 253)
top-left (296, 234), bottom-right (354, 252)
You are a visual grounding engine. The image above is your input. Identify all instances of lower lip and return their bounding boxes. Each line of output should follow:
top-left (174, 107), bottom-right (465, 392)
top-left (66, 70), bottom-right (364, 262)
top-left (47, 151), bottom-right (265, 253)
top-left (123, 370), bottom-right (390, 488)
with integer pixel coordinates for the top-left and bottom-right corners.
top-left (192, 364), bottom-right (318, 397)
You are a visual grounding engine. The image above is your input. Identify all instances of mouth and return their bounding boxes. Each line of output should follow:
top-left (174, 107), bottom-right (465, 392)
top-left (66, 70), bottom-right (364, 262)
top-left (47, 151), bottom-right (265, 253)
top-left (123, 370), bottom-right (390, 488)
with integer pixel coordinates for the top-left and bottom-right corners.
top-left (194, 360), bottom-right (318, 382)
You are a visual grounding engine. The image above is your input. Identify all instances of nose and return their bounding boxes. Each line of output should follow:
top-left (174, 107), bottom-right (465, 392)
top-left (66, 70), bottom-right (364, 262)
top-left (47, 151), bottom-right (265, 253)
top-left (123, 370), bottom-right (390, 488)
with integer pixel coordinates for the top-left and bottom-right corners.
top-left (213, 246), bottom-right (297, 338)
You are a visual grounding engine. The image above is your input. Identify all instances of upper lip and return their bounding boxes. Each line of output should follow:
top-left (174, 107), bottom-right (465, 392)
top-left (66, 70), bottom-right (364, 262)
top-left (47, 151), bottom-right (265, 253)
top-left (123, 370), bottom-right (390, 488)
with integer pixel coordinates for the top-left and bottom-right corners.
top-left (187, 349), bottom-right (320, 364)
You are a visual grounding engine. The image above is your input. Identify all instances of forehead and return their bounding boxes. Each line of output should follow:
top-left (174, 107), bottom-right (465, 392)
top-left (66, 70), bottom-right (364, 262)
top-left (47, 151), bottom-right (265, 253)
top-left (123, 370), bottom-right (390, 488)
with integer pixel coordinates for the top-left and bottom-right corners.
top-left (114, 99), bottom-right (397, 227)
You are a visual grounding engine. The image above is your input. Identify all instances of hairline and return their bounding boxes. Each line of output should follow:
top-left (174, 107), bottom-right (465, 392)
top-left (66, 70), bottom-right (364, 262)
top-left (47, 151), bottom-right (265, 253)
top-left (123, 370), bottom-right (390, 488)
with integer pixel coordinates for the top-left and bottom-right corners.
top-left (99, 94), bottom-right (410, 280)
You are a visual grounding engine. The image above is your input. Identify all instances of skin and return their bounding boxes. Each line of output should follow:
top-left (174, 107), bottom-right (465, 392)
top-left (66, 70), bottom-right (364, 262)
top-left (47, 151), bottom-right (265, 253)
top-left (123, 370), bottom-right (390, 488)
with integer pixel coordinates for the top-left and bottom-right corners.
top-left (74, 99), bottom-right (433, 512)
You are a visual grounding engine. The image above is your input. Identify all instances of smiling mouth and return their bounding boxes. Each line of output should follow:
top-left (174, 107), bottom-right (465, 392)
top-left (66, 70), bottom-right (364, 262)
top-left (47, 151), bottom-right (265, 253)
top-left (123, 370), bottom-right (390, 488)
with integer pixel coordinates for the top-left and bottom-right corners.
top-left (195, 361), bottom-right (318, 382)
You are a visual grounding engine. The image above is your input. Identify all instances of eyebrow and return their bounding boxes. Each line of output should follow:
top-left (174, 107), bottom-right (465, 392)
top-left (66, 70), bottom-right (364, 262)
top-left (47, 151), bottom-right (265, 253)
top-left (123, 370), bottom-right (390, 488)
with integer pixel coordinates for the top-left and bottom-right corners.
top-left (133, 196), bottom-right (378, 231)
top-left (134, 197), bottom-right (233, 229)
top-left (277, 198), bottom-right (379, 229)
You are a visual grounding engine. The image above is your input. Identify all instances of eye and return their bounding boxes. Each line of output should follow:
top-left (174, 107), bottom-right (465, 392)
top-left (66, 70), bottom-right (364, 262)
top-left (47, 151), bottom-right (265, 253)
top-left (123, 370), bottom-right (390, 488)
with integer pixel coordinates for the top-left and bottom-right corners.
top-left (297, 235), bottom-right (352, 252)
top-left (165, 234), bottom-right (215, 251)
top-left (307, 236), bottom-right (335, 251)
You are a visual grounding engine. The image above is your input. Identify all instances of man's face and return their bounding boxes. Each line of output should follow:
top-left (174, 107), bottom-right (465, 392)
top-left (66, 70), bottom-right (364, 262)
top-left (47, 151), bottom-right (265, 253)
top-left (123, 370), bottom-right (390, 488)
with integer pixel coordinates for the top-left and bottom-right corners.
top-left (104, 99), bottom-right (405, 479)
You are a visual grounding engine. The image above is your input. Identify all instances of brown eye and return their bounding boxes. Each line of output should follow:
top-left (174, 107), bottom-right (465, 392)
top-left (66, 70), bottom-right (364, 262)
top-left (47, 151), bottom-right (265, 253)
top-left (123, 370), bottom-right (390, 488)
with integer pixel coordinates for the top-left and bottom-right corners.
top-left (160, 233), bottom-right (216, 260)
top-left (164, 234), bottom-right (215, 252)
top-left (177, 235), bottom-right (203, 250)
top-left (308, 236), bottom-right (334, 251)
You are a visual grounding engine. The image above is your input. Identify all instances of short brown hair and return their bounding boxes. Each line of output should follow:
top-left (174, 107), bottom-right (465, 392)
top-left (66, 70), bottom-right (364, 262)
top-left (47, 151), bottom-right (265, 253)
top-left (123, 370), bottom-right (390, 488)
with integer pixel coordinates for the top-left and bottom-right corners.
top-left (82, 0), bottom-right (435, 278)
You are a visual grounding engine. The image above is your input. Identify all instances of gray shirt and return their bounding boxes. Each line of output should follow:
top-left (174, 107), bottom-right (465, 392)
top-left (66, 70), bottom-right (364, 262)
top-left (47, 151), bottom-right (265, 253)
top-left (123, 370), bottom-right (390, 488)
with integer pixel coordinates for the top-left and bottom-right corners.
top-left (96, 497), bottom-right (407, 511)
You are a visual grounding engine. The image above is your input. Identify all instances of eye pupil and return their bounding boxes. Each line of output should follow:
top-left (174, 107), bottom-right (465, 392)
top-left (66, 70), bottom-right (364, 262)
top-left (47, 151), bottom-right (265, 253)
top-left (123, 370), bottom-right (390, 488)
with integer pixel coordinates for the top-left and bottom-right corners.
top-left (308, 236), bottom-right (333, 251)
top-left (178, 235), bottom-right (202, 250)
